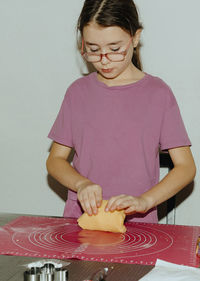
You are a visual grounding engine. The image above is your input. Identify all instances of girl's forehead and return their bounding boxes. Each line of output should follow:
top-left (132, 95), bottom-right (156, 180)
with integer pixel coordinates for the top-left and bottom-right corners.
top-left (83, 22), bottom-right (129, 44)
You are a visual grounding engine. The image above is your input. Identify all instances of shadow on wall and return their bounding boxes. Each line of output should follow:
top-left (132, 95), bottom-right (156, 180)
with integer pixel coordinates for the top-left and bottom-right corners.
top-left (158, 181), bottom-right (194, 222)
top-left (175, 181), bottom-right (194, 209)
top-left (46, 144), bottom-right (75, 203)
top-left (47, 174), bottom-right (68, 202)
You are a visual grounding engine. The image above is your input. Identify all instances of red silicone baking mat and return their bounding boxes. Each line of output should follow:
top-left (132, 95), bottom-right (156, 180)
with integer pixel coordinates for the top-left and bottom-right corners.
top-left (0, 216), bottom-right (199, 267)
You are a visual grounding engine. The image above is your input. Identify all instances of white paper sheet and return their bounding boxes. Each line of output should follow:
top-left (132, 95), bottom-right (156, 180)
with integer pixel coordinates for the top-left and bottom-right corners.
top-left (139, 259), bottom-right (200, 281)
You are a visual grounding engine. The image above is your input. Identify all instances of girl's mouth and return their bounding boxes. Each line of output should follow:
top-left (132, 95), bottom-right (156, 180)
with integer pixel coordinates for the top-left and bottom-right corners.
top-left (101, 68), bottom-right (113, 73)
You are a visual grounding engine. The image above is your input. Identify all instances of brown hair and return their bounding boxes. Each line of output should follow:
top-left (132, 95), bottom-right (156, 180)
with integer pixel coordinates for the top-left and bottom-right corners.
top-left (77, 0), bottom-right (143, 70)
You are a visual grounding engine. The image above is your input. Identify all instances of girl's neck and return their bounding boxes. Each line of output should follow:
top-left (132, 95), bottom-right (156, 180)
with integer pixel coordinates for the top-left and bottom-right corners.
top-left (97, 64), bottom-right (145, 87)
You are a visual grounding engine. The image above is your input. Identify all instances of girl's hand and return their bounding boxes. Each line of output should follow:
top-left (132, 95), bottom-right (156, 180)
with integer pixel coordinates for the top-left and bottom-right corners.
top-left (105, 194), bottom-right (149, 215)
top-left (77, 180), bottom-right (102, 216)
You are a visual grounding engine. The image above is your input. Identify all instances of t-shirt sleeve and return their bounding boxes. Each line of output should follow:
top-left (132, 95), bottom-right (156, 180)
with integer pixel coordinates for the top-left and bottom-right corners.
top-left (48, 90), bottom-right (73, 147)
top-left (159, 87), bottom-right (191, 151)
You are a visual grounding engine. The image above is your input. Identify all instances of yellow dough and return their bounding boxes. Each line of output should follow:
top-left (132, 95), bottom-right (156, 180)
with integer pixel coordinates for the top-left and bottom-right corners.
top-left (77, 200), bottom-right (126, 233)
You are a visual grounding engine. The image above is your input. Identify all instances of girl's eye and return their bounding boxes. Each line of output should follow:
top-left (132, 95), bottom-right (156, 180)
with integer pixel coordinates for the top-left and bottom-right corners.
top-left (90, 49), bottom-right (99, 53)
top-left (111, 47), bottom-right (120, 52)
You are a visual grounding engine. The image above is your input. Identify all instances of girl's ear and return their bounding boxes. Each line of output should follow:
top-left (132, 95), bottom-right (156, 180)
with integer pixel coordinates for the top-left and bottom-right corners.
top-left (133, 28), bottom-right (142, 48)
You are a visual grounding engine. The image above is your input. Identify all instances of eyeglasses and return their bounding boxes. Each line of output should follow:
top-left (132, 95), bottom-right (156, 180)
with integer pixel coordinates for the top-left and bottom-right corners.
top-left (81, 37), bottom-right (133, 62)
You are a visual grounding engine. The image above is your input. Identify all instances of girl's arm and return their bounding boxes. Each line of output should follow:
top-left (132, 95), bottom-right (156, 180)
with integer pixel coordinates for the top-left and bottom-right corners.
top-left (141, 146), bottom-right (196, 210)
top-left (106, 146), bottom-right (196, 214)
top-left (46, 142), bottom-right (102, 215)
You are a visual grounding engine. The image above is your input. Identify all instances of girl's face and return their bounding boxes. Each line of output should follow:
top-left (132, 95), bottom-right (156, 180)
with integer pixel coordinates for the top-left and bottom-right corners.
top-left (82, 22), bottom-right (138, 82)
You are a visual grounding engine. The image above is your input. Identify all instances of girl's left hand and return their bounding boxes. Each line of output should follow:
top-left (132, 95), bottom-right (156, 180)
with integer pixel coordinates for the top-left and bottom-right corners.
top-left (105, 194), bottom-right (149, 215)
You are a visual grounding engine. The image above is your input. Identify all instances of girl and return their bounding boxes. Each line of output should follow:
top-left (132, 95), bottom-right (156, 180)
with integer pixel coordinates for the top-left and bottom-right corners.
top-left (46, 0), bottom-right (196, 223)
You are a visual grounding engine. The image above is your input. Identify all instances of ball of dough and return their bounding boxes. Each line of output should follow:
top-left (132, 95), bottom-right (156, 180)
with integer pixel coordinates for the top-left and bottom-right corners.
top-left (77, 200), bottom-right (126, 233)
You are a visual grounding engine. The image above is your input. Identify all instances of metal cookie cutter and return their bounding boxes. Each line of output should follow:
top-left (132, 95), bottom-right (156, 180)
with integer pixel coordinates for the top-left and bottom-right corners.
top-left (54, 267), bottom-right (69, 281)
top-left (24, 267), bottom-right (41, 281)
top-left (24, 263), bottom-right (68, 281)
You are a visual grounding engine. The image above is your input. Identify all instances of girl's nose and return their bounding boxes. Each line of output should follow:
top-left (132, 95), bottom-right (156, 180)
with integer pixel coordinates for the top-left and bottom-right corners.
top-left (100, 53), bottom-right (109, 65)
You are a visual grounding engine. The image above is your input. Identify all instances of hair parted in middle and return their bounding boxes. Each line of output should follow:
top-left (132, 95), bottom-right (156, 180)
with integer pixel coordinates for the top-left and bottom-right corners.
top-left (77, 0), bottom-right (143, 70)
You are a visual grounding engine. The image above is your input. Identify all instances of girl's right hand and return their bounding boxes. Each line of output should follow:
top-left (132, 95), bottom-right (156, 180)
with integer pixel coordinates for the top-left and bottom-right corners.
top-left (77, 180), bottom-right (102, 216)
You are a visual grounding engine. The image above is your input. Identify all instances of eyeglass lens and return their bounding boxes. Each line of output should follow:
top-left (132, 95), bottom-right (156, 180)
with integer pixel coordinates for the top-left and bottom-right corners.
top-left (84, 53), bottom-right (125, 62)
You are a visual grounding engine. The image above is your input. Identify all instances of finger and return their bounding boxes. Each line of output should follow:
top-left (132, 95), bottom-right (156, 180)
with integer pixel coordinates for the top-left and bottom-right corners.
top-left (115, 198), bottom-right (134, 210)
top-left (124, 206), bottom-right (137, 215)
top-left (78, 184), bottom-right (102, 215)
top-left (88, 186), bottom-right (102, 214)
top-left (105, 195), bottom-right (124, 212)
top-left (105, 197), bottom-right (117, 212)
top-left (79, 200), bottom-right (88, 214)
top-left (79, 198), bottom-right (88, 214)
top-left (84, 201), bottom-right (93, 216)
top-left (88, 194), bottom-right (98, 215)
top-left (94, 189), bottom-right (102, 208)
top-left (81, 193), bottom-right (93, 215)
top-left (110, 195), bottom-right (132, 211)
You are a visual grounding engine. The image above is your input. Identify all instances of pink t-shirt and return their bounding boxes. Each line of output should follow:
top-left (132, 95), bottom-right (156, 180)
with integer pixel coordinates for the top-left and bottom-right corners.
top-left (48, 72), bottom-right (191, 223)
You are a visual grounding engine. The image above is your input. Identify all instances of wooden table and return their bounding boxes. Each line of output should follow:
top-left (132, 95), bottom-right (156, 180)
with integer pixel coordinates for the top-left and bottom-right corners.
top-left (0, 213), bottom-right (153, 281)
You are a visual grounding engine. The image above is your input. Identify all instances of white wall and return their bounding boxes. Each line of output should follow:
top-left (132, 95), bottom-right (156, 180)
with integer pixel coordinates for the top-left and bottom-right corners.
top-left (0, 0), bottom-right (199, 225)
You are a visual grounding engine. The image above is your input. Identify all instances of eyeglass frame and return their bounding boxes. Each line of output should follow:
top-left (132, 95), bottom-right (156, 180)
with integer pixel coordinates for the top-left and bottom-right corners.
top-left (81, 37), bottom-right (133, 62)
